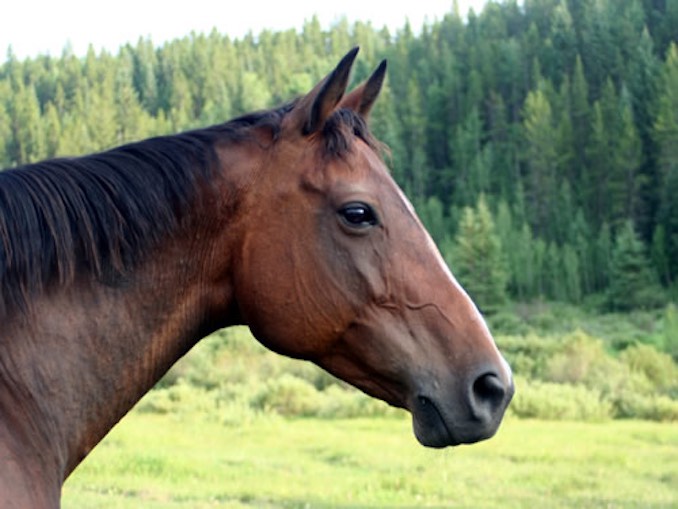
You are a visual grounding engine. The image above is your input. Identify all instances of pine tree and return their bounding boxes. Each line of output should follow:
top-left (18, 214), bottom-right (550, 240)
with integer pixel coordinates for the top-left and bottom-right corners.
top-left (7, 81), bottom-right (46, 164)
top-left (581, 0), bottom-right (624, 97)
top-left (450, 107), bottom-right (485, 207)
top-left (42, 102), bottom-right (61, 158)
top-left (612, 86), bottom-right (642, 224)
top-left (562, 243), bottom-right (582, 303)
top-left (545, 241), bottom-right (564, 301)
top-left (619, 16), bottom-right (660, 238)
top-left (593, 222), bottom-right (613, 292)
top-left (514, 222), bottom-right (537, 300)
top-left (532, 237), bottom-right (548, 298)
top-left (400, 78), bottom-right (428, 199)
top-left (586, 79), bottom-right (625, 228)
top-left (608, 220), bottom-right (663, 310)
top-left (570, 54), bottom-right (591, 185)
top-left (114, 51), bottom-right (146, 143)
top-left (87, 74), bottom-right (118, 151)
top-left (58, 89), bottom-right (93, 157)
top-left (523, 85), bottom-right (558, 238)
top-left (452, 195), bottom-right (508, 313)
top-left (486, 91), bottom-right (517, 200)
top-left (556, 75), bottom-right (575, 187)
top-left (133, 37), bottom-right (160, 114)
top-left (570, 209), bottom-right (595, 295)
top-left (0, 91), bottom-right (11, 167)
top-left (549, 0), bottom-right (577, 78)
top-left (654, 43), bottom-right (678, 284)
top-left (416, 196), bottom-right (448, 246)
top-left (652, 225), bottom-right (671, 286)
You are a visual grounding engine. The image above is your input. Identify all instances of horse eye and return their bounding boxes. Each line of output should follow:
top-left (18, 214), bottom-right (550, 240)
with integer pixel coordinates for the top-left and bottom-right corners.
top-left (338, 202), bottom-right (379, 229)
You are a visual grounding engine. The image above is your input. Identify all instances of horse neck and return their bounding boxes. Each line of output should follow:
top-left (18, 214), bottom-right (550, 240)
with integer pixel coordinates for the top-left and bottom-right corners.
top-left (0, 156), bottom-right (249, 488)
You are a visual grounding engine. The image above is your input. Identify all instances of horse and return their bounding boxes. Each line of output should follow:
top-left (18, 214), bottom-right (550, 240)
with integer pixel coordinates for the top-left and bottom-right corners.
top-left (0, 48), bottom-right (513, 507)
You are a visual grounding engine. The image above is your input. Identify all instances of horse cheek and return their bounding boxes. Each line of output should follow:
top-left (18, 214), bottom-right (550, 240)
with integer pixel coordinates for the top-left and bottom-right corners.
top-left (233, 232), bottom-right (329, 358)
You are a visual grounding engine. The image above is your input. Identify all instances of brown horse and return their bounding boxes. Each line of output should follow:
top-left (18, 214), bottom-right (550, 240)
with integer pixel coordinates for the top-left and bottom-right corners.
top-left (0, 48), bottom-right (513, 507)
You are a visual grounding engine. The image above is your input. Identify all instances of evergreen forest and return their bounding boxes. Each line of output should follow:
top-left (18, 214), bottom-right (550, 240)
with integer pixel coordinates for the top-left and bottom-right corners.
top-left (1, 0), bottom-right (678, 314)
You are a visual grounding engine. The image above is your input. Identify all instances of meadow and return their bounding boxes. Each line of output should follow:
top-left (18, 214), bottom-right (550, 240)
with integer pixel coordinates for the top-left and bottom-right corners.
top-left (62, 412), bottom-right (677, 508)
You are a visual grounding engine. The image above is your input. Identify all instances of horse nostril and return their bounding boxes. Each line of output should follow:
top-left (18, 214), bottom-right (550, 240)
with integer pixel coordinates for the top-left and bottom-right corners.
top-left (471, 373), bottom-right (507, 417)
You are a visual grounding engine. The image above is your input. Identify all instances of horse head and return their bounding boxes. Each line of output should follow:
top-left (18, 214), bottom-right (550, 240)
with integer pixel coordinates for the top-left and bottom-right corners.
top-left (231, 48), bottom-right (513, 447)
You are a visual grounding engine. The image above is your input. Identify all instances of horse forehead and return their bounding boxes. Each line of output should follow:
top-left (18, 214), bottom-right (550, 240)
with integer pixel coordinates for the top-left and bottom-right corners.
top-left (290, 147), bottom-right (384, 197)
top-left (329, 143), bottom-right (391, 186)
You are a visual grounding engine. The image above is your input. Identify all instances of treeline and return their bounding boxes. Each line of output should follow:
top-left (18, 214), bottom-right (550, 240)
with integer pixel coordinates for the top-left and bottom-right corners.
top-left (1, 0), bottom-right (677, 311)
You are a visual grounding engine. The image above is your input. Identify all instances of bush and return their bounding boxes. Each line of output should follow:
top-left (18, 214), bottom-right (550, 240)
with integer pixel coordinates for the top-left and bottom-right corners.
top-left (253, 374), bottom-right (322, 417)
top-left (314, 385), bottom-right (401, 419)
top-left (659, 303), bottom-right (678, 360)
top-left (250, 374), bottom-right (402, 419)
top-left (612, 391), bottom-right (678, 421)
top-left (545, 331), bottom-right (609, 384)
top-left (502, 331), bottom-right (678, 421)
top-left (619, 344), bottom-right (678, 393)
top-left (218, 398), bottom-right (269, 428)
top-left (495, 334), bottom-right (562, 379)
top-left (158, 327), bottom-right (265, 389)
top-left (283, 359), bottom-right (342, 391)
top-left (137, 381), bottom-right (219, 415)
top-left (542, 331), bottom-right (656, 393)
top-left (509, 377), bottom-right (612, 421)
top-left (488, 310), bottom-right (531, 335)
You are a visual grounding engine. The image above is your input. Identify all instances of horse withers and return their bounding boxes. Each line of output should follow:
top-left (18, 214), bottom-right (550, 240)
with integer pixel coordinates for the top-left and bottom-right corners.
top-left (0, 48), bottom-right (513, 507)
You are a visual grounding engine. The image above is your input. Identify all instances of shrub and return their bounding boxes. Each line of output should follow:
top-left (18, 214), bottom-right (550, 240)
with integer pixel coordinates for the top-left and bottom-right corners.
top-left (252, 374), bottom-right (323, 417)
top-left (488, 310), bottom-right (531, 336)
top-left (545, 330), bottom-right (613, 386)
top-left (659, 303), bottom-right (678, 360)
top-left (315, 385), bottom-right (402, 419)
top-left (495, 334), bottom-right (562, 379)
top-left (509, 377), bottom-right (612, 421)
top-left (218, 399), bottom-right (268, 428)
top-left (612, 391), bottom-right (678, 421)
top-left (542, 330), bottom-right (645, 402)
top-left (619, 344), bottom-right (678, 393)
top-left (137, 381), bottom-right (219, 415)
top-left (283, 359), bottom-right (342, 391)
top-left (249, 374), bottom-right (402, 419)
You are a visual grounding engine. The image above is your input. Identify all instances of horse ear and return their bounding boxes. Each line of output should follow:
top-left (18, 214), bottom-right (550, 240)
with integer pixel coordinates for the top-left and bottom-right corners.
top-left (339, 59), bottom-right (387, 119)
top-left (293, 47), bottom-right (359, 135)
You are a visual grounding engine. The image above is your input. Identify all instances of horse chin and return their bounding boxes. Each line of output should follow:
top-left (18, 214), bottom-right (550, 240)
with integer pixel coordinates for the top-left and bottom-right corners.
top-left (409, 395), bottom-right (499, 448)
top-left (410, 395), bottom-right (459, 448)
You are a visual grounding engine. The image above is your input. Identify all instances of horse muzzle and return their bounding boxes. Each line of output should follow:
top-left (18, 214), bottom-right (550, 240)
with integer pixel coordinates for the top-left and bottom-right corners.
top-left (409, 367), bottom-right (515, 448)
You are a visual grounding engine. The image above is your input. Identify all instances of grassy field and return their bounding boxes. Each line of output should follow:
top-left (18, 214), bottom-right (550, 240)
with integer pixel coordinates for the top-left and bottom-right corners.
top-left (62, 412), bottom-right (677, 509)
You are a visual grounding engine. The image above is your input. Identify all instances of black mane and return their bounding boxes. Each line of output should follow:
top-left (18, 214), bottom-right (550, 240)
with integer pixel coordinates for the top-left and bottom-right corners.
top-left (322, 107), bottom-right (379, 158)
top-left (0, 102), bottom-right (375, 316)
top-left (0, 105), bottom-right (290, 316)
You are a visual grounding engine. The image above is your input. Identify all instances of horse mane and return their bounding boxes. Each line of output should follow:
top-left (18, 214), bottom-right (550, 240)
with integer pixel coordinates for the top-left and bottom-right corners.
top-left (0, 105), bottom-right (291, 317)
top-left (0, 102), bottom-right (378, 317)
top-left (322, 107), bottom-right (381, 158)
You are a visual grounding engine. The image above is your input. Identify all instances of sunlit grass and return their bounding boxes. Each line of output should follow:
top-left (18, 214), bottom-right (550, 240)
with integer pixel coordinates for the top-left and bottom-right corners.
top-left (63, 412), bottom-right (677, 508)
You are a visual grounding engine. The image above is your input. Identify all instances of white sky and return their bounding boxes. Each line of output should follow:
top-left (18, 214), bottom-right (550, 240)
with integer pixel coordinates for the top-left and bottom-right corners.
top-left (1, 0), bottom-right (490, 60)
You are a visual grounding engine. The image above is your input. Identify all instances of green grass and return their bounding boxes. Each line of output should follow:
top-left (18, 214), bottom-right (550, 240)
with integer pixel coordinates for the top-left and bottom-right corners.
top-left (62, 412), bottom-right (677, 508)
